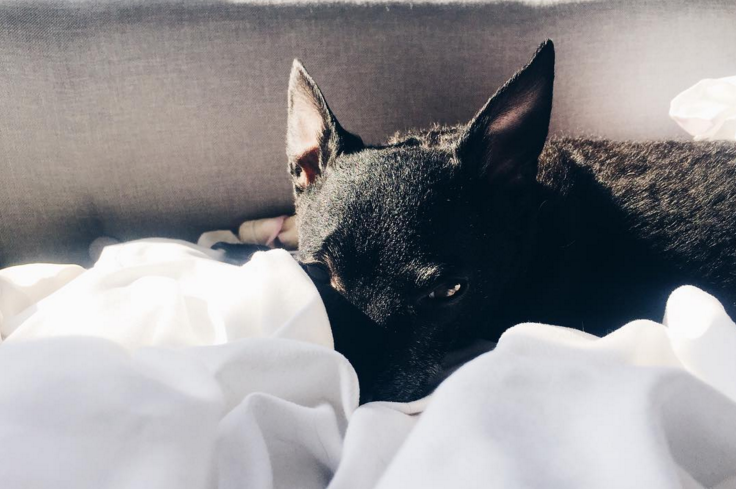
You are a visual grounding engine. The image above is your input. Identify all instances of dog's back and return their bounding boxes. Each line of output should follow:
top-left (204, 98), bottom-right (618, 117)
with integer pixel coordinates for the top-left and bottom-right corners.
top-left (523, 138), bottom-right (736, 332)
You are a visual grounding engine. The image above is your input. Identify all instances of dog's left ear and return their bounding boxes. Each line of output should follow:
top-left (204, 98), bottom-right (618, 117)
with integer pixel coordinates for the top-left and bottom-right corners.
top-left (456, 40), bottom-right (554, 186)
top-left (287, 60), bottom-right (363, 192)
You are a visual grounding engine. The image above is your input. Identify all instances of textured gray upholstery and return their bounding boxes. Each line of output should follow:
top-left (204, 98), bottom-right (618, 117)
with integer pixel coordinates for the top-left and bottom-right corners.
top-left (1, 0), bottom-right (735, 266)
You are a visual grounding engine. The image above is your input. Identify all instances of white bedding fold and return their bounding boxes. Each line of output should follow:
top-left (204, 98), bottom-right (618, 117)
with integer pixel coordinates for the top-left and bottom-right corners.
top-left (0, 239), bottom-right (734, 489)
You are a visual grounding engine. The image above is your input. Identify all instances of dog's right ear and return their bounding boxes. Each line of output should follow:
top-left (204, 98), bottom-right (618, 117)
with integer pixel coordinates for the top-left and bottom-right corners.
top-left (287, 60), bottom-right (363, 192)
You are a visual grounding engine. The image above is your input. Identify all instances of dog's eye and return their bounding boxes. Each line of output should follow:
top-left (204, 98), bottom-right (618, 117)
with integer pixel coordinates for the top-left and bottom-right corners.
top-left (427, 280), bottom-right (466, 300)
top-left (303, 263), bottom-right (330, 283)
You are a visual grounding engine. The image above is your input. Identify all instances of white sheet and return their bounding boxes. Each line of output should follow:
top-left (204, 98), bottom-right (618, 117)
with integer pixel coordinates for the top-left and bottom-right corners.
top-left (1, 239), bottom-right (735, 489)
top-left (670, 76), bottom-right (736, 141)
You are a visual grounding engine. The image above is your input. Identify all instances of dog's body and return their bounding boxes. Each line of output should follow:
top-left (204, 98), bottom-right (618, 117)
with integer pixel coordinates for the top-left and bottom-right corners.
top-left (519, 137), bottom-right (736, 334)
top-left (274, 40), bottom-right (736, 402)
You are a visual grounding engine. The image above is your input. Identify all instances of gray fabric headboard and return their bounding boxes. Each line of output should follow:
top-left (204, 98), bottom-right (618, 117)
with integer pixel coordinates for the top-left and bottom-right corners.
top-left (1, 0), bottom-right (735, 267)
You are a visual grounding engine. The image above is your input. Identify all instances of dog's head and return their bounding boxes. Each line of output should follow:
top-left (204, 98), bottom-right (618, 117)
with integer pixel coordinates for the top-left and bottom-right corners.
top-left (286, 41), bottom-right (555, 402)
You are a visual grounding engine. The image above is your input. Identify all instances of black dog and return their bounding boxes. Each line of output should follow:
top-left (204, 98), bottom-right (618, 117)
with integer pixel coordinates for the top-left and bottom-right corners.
top-left (231, 40), bottom-right (736, 402)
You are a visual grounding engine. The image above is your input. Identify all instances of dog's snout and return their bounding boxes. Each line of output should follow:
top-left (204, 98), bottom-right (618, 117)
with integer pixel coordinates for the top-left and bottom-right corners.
top-left (363, 293), bottom-right (401, 327)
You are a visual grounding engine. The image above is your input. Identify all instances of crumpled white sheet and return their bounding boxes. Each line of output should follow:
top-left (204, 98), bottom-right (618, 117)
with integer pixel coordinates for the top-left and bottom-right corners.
top-left (670, 76), bottom-right (736, 141)
top-left (1, 239), bottom-right (735, 489)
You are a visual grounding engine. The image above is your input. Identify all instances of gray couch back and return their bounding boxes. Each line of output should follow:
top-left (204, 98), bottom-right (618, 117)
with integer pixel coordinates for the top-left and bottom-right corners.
top-left (1, 0), bottom-right (735, 266)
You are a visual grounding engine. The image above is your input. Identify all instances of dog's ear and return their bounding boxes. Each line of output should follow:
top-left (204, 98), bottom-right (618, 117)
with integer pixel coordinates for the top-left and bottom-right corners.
top-left (287, 60), bottom-right (363, 191)
top-left (456, 40), bottom-right (554, 186)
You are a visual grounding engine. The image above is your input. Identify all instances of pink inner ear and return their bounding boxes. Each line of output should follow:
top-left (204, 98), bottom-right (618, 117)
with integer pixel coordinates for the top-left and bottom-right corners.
top-left (287, 91), bottom-right (325, 159)
top-left (295, 147), bottom-right (321, 188)
top-left (288, 88), bottom-right (326, 188)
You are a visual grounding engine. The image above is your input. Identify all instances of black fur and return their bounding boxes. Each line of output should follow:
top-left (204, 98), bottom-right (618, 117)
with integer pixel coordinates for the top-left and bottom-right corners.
top-left (285, 40), bottom-right (736, 402)
top-left (212, 242), bottom-right (271, 264)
